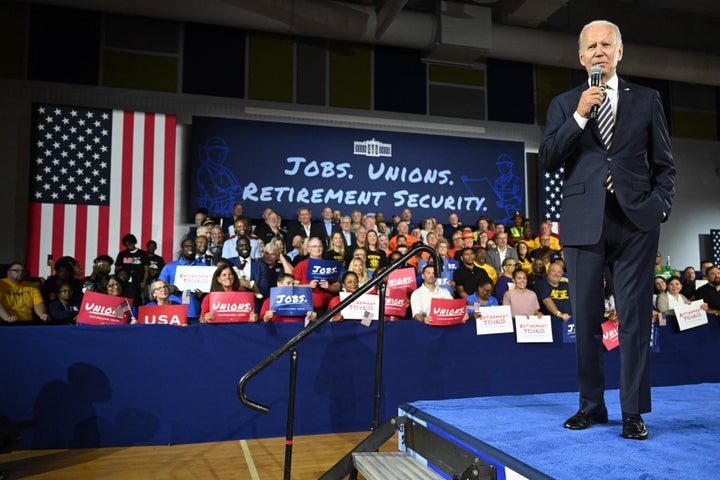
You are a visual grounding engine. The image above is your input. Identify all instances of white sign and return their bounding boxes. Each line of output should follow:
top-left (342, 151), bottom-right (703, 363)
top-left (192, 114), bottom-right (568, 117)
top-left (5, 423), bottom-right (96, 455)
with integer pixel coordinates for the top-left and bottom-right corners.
top-left (174, 265), bottom-right (217, 292)
top-left (514, 315), bottom-right (553, 343)
top-left (475, 305), bottom-right (514, 335)
top-left (339, 292), bottom-right (380, 320)
top-left (673, 300), bottom-right (709, 331)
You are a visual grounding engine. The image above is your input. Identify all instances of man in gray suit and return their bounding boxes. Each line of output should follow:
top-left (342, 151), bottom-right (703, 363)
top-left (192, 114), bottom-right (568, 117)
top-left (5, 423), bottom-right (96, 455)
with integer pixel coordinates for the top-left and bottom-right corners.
top-left (539, 20), bottom-right (675, 440)
top-left (486, 232), bottom-right (518, 273)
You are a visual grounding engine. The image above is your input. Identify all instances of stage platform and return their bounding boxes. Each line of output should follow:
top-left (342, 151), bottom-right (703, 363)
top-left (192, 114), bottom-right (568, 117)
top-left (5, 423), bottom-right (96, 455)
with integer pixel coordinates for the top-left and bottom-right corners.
top-left (400, 383), bottom-right (720, 480)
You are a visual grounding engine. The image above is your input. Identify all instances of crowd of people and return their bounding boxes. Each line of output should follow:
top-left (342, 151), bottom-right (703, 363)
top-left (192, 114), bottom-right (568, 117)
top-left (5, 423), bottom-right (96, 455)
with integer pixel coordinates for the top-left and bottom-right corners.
top-left (1, 202), bottom-right (719, 326)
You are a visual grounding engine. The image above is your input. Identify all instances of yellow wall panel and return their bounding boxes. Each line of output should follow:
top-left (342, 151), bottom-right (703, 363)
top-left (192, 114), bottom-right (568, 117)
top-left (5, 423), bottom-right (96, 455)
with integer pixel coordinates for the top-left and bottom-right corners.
top-left (247, 33), bottom-right (294, 102)
top-left (103, 51), bottom-right (178, 92)
top-left (329, 42), bottom-right (371, 109)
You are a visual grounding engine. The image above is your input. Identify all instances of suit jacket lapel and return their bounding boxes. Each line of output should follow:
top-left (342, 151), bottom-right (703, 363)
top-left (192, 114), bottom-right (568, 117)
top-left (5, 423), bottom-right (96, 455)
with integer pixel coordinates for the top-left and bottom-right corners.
top-left (613, 77), bottom-right (631, 149)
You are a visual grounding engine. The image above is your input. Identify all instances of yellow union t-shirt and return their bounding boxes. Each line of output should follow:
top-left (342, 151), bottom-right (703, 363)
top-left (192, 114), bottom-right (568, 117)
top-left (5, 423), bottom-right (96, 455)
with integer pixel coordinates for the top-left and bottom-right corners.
top-left (0, 278), bottom-right (43, 321)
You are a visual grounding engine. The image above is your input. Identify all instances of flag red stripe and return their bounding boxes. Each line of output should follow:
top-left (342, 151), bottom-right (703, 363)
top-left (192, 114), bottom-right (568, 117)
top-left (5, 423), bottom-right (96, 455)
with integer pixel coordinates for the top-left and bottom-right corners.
top-left (142, 112), bottom-right (155, 244)
top-left (51, 204), bottom-right (65, 262)
top-left (74, 204), bottom-right (88, 270)
top-left (162, 115), bottom-right (177, 258)
top-left (97, 205), bottom-right (110, 257)
top-left (118, 110), bottom-right (134, 251)
top-left (26, 203), bottom-right (43, 276)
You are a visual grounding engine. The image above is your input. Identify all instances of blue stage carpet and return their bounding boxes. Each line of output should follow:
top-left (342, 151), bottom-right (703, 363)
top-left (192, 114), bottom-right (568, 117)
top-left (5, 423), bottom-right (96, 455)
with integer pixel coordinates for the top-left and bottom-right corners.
top-left (406, 383), bottom-right (720, 480)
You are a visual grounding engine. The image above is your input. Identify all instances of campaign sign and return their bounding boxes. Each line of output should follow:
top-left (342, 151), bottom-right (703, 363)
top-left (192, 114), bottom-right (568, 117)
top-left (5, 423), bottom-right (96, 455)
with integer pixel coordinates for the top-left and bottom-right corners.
top-left (673, 300), bottom-right (708, 331)
top-left (269, 286), bottom-right (313, 316)
top-left (387, 268), bottom-right (417, 295)
top-left (174, 265), bottom-right (216, 292)
top-left (437, 270), bottom-right (455, 296)
top-left (563, 318), bottom-right (576, 344)
top-left (78, 292), bottom-right (133, 325)
top-left (474, 305), bottom-right (514, 335)
top-left (207, 291), bottom-right (255, 323)
top-left (137, 305), bottom-right (188, 326)
top-left (514, 315), bottom-right (553, 343)
top-left (384, 289), bottom-right (408, 317)
top-left (601, 319), bottom-right (620, 351)
top-left (339, 291), bottom-right (379, 320)
top-left (427, 298), bottom-right (466, 326)
top-left (307, 258), bottom-right (343, 282)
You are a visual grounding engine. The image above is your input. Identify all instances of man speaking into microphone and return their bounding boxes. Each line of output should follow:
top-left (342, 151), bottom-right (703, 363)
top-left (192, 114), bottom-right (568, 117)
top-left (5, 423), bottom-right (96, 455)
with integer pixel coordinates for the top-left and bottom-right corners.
top-left (539, 20), bottom-right (675, 440)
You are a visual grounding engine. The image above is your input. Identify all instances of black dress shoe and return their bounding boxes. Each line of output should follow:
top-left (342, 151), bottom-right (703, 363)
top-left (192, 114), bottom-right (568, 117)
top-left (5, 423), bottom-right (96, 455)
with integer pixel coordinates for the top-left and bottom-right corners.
top-left (564, 409), bottom-right (609, 430)
top-left (622, 416), bottom-right (648, 440)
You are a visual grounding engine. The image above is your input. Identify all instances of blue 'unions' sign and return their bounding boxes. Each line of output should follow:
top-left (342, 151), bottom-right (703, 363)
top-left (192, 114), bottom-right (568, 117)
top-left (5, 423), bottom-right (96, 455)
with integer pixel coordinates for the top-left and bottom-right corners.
top-left (189, 117), bottom-right (525, 224)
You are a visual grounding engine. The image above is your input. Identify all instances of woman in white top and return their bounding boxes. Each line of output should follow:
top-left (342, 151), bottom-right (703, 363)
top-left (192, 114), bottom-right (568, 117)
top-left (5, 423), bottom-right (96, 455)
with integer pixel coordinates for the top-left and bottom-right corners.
top-left (655, 276), bottom-right (690, 315)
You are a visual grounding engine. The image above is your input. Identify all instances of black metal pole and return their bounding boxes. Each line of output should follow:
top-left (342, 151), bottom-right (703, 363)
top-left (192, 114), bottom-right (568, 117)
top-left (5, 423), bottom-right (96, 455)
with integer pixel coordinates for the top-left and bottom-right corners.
top-left (372, 279), bottom-right (387, 431)
top-left (283, 348), bottom-right (299, 480)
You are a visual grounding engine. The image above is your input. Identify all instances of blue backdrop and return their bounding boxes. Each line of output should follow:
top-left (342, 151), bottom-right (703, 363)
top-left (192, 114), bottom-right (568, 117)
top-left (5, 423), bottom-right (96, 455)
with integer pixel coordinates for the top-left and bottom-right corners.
top-left (189, 118), bottom-right (525, 223)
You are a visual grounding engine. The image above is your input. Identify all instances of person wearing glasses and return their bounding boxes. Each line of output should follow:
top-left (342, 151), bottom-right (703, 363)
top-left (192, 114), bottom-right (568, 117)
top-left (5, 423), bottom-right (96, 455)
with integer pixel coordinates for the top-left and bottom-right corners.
top-left (0, 262), bottom-right (49, 325)
top-left (145, 280), bottom-right (179, 306)
top-left (48, 282), bottom-right (81, 325)
top-left (292, 237), bottom-right (341, 311)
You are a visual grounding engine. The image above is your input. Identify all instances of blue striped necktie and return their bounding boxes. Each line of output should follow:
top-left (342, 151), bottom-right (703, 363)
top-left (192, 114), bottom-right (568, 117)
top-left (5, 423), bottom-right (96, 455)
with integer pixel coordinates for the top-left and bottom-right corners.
top-left (598, 86), bottom-right (615, 192)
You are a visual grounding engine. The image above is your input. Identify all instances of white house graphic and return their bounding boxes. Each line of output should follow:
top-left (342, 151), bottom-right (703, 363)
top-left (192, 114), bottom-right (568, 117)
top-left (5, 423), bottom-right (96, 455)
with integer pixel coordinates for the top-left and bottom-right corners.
top-left (353, 138), bottom-right (392, 157)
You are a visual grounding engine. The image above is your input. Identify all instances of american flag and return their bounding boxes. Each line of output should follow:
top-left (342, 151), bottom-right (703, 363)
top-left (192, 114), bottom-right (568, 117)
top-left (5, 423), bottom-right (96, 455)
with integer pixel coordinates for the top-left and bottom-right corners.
top-left (712, 229), bottom-right (720, 267)
top-left (541, 166), bottom-right (564, 224)
top-left (27, 104), bottom-right (178, 278)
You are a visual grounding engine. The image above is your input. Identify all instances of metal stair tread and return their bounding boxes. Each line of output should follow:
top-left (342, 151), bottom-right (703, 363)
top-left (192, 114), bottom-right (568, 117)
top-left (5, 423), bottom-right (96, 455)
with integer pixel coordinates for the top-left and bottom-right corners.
top-left (352, 452), bottom-right (445, 480)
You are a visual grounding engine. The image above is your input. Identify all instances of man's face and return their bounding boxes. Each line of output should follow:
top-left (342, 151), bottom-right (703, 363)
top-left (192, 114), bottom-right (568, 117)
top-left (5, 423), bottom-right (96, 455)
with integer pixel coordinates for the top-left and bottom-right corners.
top-left (463, 237), bottom-right (474, 248)
top-left (461, 249), bottom-right (475, 266)
top-left (262, 249), bottom-right (278, 266)
top-left (333, 210), bottom-right (341, 222)
top-left (496, 233), bottom-right (507, 247)
top-left (397, 222), bottom-right (409, 235)
top-left (401, 208), bottom-right (412, 222)
top-left (683, 268), bottom-right (696, 282)
top-left (298, 208), bottom-right (311, 225)
top-left (307, 240), bottom-right (324, 258)
top-left (322, 207), bottom-right (333, 221)
top-left (708, 267), bottom-right (720, 286)
top-left (194, 213), bottom-right (206, 227)
top-left (340, 217), bottom-right (351, 232)
top-left (6, 264), bottom-right (24, 283)
top-left (233, 220), bottom-right (248, 237)
top-left (95, 259), bottom-right (112, 274)
top-left (578, 22), bottom-right (623, 82)
top-left (449, 213), bottom-right (458, 225)
top-left (452, 234), bottom-right (463, 247)
top-left (540, 235), bottom-right (551, 247)
top-left (236, 238), bottom-right (251, 259)
top-left (195, 236), bottom-right (208, 254)
top-left (356, 228), bottom-right (367, 243)
top-left (211, 228), bottom-right (224, 245)
top-left (181, 240), bottom-right (196, 260)
top-left (547, 264), bottom-right (564, 285)
top-left (422, 267), bottom-right (436, 286)
top-left (533, 259), bottom-right (545, 275)
top-left (233, 204), bottom-right (243, 217)
top-left (475, 248), bottom-right (487, 263)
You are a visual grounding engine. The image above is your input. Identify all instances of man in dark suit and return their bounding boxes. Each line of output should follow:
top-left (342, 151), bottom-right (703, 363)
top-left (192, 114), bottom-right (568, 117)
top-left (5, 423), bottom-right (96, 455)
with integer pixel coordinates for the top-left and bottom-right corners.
top-left (339, 216), bottom-right (356, 249)
top-left (285, 205), bottom-right (325, 251)
top-left (228, 236), bottom-right (270, 309)
top-left (539, 20), bottom-right (675, 441)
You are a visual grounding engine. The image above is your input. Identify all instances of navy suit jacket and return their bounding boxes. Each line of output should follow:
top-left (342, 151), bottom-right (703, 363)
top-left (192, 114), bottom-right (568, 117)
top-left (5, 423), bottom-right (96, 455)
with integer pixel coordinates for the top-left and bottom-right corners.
top-left (228, 257), bottom-right (270, 299)
top-left (539, 77), bottom-right (675, 246)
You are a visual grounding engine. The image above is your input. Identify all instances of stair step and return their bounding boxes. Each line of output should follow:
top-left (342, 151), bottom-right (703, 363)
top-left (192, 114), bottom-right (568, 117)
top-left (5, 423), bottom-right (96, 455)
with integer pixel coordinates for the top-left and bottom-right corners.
top-left (352, 452), bottom-right (445, 480)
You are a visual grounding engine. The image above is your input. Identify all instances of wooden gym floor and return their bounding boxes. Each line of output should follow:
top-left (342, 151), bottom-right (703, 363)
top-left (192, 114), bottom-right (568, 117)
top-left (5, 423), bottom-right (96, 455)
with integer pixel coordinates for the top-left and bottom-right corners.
top-left (0, 431), bottom-right (399, 479)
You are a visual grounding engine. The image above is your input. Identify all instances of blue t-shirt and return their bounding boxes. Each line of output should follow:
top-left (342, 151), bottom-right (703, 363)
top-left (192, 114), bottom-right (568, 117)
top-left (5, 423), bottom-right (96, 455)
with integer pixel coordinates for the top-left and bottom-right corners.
top-left (466, 292), bottom-right (499, 316)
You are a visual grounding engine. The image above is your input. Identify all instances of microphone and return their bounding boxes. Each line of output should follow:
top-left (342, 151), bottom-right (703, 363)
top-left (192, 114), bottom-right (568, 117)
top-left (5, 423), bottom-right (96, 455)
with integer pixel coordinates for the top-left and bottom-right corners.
top-left (589, 64), bottom-right (603, 119)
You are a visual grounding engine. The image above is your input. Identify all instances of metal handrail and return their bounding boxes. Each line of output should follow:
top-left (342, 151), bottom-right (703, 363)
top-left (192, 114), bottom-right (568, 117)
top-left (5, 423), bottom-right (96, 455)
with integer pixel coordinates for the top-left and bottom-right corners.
top-left (236, 244), bottom-right (441, 413)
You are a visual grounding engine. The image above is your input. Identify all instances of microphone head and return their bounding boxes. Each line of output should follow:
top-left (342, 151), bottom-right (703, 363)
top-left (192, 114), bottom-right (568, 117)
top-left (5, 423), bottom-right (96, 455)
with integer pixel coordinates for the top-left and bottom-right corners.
top-left (590, 65), bottom-right (603, 86)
